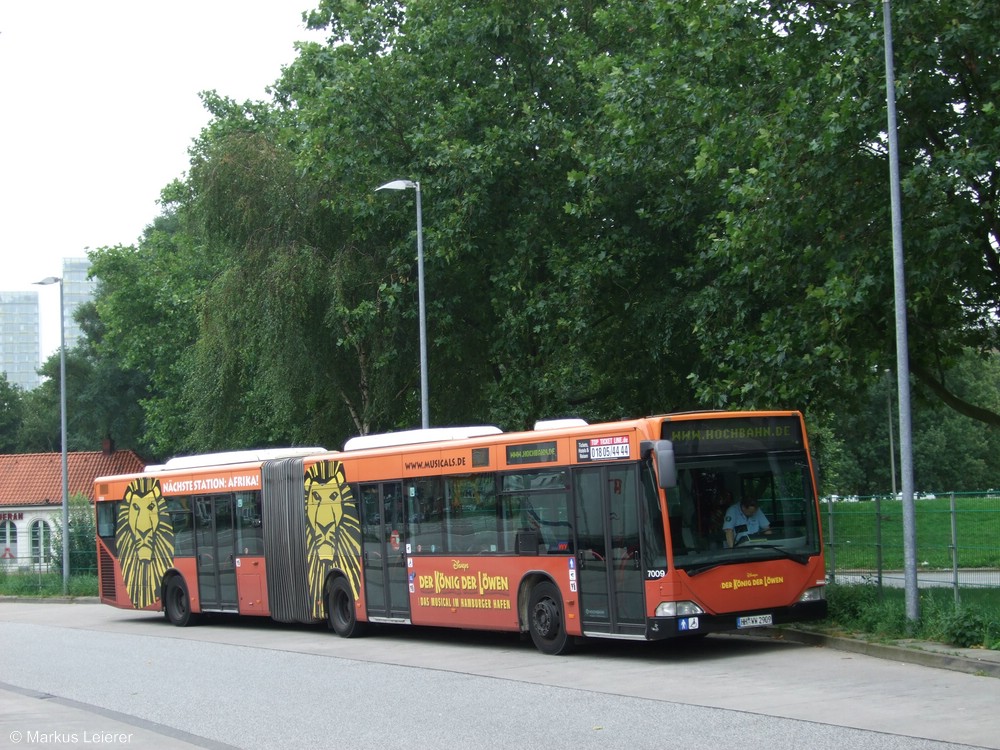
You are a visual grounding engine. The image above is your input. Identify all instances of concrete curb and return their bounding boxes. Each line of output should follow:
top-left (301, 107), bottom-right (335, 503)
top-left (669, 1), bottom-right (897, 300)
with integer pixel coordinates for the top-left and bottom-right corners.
top-left (764, 627), bottom-right (1000, 679)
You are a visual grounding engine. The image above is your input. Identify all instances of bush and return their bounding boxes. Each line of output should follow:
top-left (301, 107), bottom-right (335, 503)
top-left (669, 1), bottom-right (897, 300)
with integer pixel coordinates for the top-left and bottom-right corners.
top-left (939, 608), bottom-right (997, 649)
top-left (0, 571), bottom-right (97, 598)
top-left (823, 583), bottom-right (1000, 650)
top-left (826, 581), bottom-right (878, 621)
top-left (825, 582), bottom-right (905, 635)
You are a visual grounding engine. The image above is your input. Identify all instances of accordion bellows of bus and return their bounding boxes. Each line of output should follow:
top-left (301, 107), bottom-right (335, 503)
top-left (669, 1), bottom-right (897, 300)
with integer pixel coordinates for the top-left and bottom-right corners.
top-left (95, 411), bottom-right (827, 655)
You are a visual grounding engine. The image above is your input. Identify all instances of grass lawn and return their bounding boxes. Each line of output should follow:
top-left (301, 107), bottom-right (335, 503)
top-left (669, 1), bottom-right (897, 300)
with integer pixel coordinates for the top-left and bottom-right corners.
top-left (823, 495), bottom-right (1000, 570)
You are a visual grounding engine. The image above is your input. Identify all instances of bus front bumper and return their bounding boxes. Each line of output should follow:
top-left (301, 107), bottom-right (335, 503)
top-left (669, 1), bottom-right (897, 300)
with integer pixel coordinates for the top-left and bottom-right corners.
top-left (645, 600), bottom-right (828, 640)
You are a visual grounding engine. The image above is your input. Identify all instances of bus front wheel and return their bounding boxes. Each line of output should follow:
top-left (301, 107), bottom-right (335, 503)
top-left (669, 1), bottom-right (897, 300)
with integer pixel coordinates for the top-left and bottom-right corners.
top-left (528, 581), bottom-right (574, 655)
top-left (164, 577), bottom-right (195, 627)
top-left (327, 577), bottom-right (366, 638)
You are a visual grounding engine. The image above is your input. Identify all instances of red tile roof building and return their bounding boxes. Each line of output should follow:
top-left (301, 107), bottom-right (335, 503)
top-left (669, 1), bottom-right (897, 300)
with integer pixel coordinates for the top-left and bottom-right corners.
top-left (0, 449), bottom-right (145, 569)
top-left (0, 450), bottom-right (145, 507)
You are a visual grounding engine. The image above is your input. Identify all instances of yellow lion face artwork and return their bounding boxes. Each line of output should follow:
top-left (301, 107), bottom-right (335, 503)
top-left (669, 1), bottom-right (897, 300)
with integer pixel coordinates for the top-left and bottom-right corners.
top-left (116, 477), bottom-right (175, 610)
top-left (304, 461), bottom-right (362, 620)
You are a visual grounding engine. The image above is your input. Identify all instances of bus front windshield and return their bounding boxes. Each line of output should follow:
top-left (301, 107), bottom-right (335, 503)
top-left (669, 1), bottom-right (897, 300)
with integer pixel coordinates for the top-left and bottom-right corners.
top-left (665, 453), bottom-right (821, 571)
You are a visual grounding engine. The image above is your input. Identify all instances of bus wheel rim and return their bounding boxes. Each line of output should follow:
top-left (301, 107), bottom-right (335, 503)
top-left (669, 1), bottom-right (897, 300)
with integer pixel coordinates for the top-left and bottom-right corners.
top-left (533, 599), bottom-right (557, 638)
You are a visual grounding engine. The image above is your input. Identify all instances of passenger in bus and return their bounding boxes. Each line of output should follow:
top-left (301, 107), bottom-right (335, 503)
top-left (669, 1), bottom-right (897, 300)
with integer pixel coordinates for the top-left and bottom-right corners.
top-left (723, 497), bottom-right (772, 547)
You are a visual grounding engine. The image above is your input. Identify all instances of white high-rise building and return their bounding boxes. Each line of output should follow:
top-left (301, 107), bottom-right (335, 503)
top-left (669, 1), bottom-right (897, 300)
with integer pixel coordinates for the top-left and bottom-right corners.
top-left (61, 257), bottom-right (96, 349)
top-left (0, 291), bottom-right (41, 390)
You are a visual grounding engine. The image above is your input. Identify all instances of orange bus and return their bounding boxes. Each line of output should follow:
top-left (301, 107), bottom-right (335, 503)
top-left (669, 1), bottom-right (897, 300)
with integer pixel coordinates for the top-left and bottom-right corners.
top-left (94, 411), bottom-right (827, 654)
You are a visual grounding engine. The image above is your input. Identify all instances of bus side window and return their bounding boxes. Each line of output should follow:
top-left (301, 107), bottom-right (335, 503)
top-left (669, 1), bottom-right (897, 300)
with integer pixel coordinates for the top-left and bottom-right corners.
top-left (445, 475), bottom-right (498, 553)
top-left (499, 471), bottom-right (572, 554)
top-left (236, 491), bottom-right (263, 555)
top-left (167, 496), bottom-right (195, 556)
top-left (406, 477), bottom-right (444, 553)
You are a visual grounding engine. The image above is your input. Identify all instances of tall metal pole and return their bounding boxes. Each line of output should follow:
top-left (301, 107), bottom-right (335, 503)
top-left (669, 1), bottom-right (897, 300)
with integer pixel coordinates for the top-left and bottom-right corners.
top-left (376, 179), bottom-right (430, 429)
top-left (414, 182), bottom-right (429, 430)
top-left (58, 279), bottom-right (69, 595)
top-left (882, 0), bottom-right (919, 624)
top-left (34, 275), bottom-right (69, 594)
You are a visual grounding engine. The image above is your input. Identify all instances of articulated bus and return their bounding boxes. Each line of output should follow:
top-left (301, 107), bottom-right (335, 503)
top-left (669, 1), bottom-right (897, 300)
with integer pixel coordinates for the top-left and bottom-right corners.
top-left (95, 411), bottom-right (827, 654)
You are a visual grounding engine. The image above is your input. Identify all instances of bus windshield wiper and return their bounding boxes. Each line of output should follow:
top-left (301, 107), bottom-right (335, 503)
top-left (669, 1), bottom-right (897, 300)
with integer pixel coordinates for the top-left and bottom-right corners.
top-left (738, 545), bottom-right (810, 565)
top-left (682, 561), bottom-right (726, 576)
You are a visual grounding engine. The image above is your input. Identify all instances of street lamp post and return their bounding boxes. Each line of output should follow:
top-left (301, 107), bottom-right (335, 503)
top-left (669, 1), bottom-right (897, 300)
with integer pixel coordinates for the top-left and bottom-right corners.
top-left (376, 179), bottom-right (429, 429)
top-left (34, 275), bottom-right (69, 595)
top-left (882, 0), bottom-right (918, 624)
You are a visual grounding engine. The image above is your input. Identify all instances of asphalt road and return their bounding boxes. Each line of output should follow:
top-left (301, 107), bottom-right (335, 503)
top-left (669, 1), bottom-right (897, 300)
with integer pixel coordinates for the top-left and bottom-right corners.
top-left (0, 601), bottom-right (996, 750)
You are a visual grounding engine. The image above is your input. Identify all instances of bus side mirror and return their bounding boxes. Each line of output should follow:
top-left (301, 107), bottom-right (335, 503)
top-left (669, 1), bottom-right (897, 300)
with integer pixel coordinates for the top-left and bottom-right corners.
top-left (641, 440), bottom-right (677, 489)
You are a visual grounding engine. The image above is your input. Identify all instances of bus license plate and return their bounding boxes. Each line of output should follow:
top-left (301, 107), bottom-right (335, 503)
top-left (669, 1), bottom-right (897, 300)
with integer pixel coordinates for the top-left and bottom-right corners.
top-left (737, 614), bottom-right (773, 629)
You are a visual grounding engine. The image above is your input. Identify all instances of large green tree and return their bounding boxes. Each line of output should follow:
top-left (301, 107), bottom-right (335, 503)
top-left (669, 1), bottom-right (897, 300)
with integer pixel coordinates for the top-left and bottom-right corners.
top-left (285, 0), bottom-right (707, 430)
top-left (179, 93), bottom-right (416, 446)
top-left (89, 211), bottom-right (216, 457)
top-left (574, 1), bottom-right (1000, 424)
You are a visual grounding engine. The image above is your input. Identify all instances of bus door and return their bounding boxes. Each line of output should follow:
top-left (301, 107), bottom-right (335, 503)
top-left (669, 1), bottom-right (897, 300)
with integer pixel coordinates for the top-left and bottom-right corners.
top-left (193, 494), bottom-right (238, 612)
top-left (360, 482), bottom-right (410, 621)
top-left (573, 465), bottom-right (645, 635)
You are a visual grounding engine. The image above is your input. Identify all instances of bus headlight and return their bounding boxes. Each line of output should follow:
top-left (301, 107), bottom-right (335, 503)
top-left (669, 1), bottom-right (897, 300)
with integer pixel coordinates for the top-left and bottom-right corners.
top-left (797, 586), bottom-right (826, 603)
top-left (655, 601), bottom-right (705, 617)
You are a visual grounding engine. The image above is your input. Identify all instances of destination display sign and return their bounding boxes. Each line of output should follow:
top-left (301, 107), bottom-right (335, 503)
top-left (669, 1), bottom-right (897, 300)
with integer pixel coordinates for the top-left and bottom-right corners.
top-left (506, 441), bottom-right (558, 465)
top-left (662, 416), bottom-right (804, 456)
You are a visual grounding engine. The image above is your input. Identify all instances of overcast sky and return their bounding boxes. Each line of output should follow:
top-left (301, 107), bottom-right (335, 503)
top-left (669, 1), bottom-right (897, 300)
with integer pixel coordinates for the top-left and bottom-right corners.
top-left (0, 1), bottom-right (325, 356)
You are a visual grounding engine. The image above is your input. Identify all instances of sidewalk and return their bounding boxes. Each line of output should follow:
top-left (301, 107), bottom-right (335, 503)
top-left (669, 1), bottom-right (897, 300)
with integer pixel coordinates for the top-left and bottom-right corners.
top-left (764, 627), bottom-right (1000, 679)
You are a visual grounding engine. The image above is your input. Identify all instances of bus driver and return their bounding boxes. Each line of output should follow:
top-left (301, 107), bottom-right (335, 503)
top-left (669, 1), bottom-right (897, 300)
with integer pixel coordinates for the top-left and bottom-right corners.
top-left (723, 497), bottom-right (772, 548)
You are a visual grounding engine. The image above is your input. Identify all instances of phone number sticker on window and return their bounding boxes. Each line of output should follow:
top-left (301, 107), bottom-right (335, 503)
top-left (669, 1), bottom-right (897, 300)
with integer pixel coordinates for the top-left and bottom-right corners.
top-left (576, 436), bottom-right (631, 462)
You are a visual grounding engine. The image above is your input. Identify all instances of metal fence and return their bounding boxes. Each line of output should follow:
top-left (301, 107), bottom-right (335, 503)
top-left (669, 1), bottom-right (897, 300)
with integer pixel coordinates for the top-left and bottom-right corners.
top-left (824, 491), bottom-right (1000, 599)
top-left (4, 498), bottom-right (999, 599)
top-left (0, 554), bottom-right (54, 573)
top-left (0, 548), bottom-right (96, 590)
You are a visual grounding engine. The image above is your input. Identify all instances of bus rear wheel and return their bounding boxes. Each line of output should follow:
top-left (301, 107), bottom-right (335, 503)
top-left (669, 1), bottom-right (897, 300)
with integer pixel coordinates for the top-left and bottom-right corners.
top-left (164, 577), bottom-right (195, 627)
top-left (327, 577), bottom-right (366, 638)
top-left (528, 581), bottom-right (574, 655)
